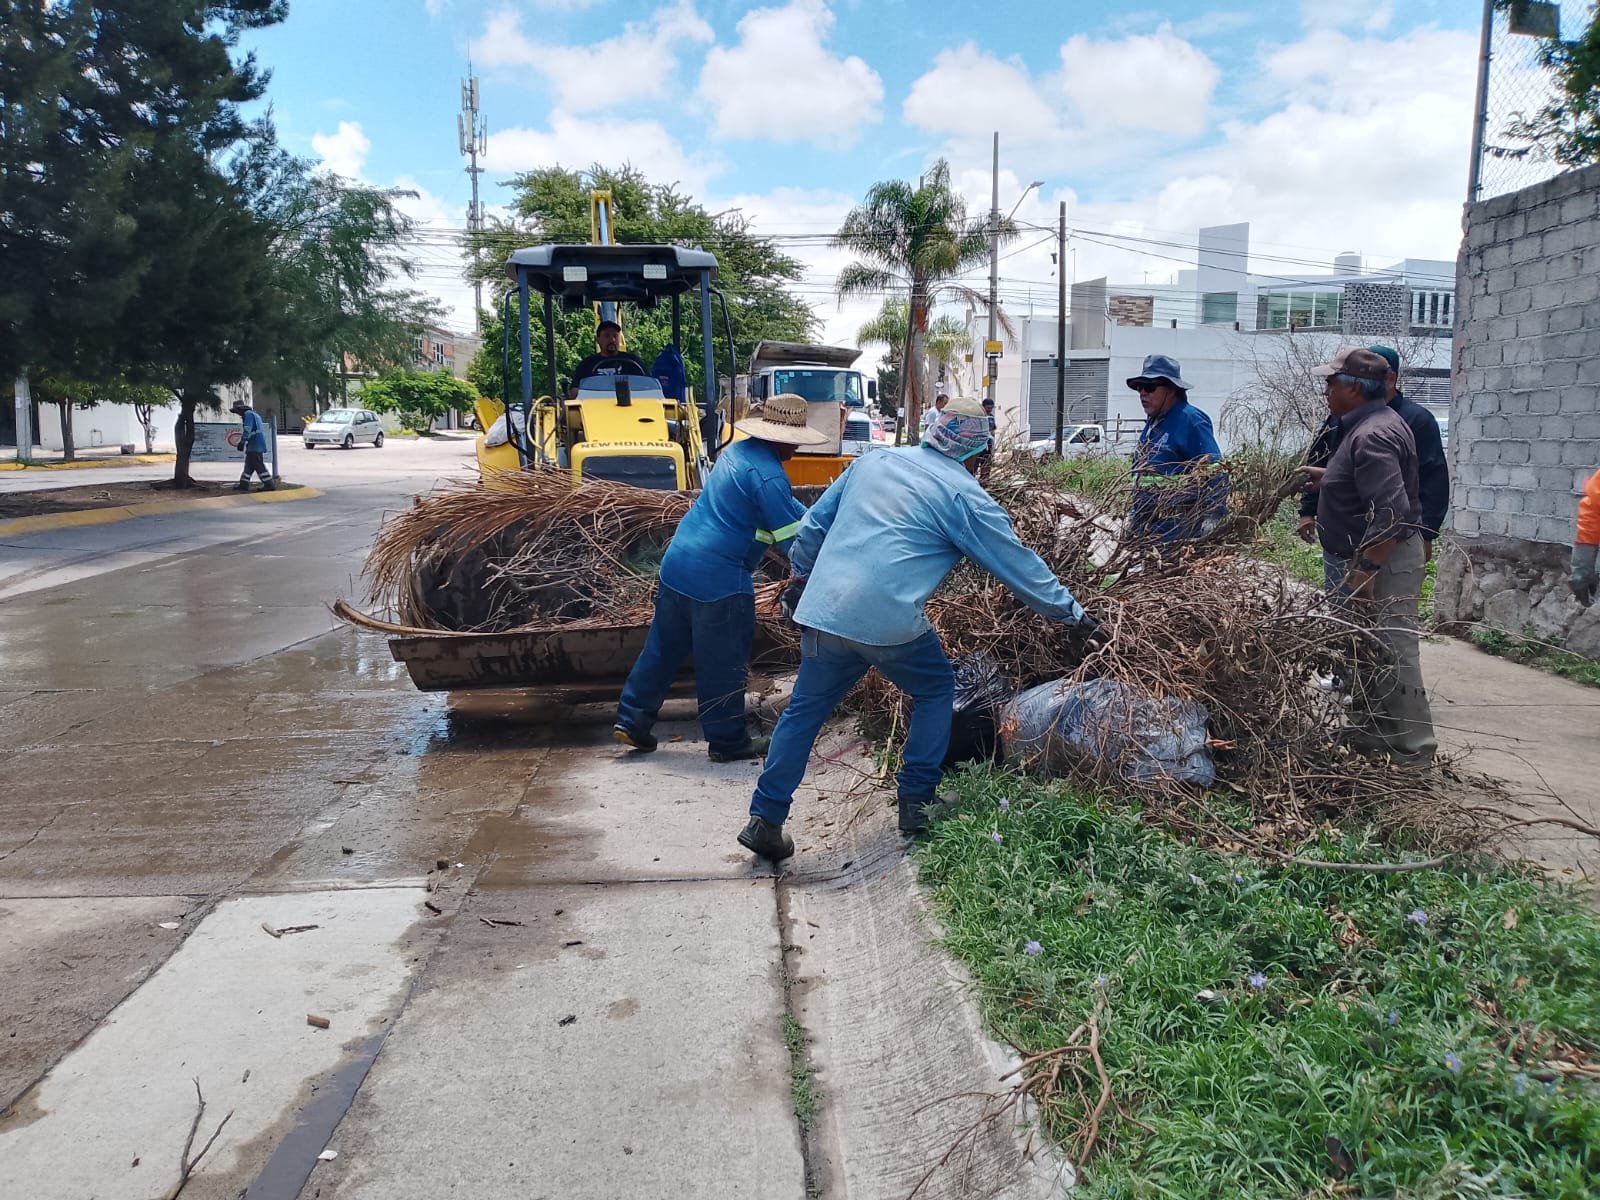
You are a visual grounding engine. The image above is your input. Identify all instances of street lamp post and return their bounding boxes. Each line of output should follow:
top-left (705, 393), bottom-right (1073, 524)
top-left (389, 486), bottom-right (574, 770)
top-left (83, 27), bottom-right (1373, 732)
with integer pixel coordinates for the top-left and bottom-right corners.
top-left (984, 130), bottom-right (1042, 414)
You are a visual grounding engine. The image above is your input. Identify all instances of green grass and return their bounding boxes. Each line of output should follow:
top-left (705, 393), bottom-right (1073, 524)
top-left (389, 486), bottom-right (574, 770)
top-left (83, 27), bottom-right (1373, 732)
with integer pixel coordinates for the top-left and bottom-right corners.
top-left (1033, 452), bottom-right (1132, 497)
top-left (1471, 626), bottom-right (1600, 688)
top-left (1252, 501), bottom-right (1324, 587)
top-left (917, 769), bottom-right (1600, 1198)
top-left (784, 1013), bottom-right (819, 1131)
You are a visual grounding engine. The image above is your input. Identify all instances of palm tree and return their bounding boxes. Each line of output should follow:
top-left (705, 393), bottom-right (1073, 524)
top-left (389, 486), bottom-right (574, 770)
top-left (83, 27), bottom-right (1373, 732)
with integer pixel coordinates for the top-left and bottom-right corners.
top-left (833, 159), bottom-right (1006, 441)
top-left (857, 296), bottom-right (972, 395)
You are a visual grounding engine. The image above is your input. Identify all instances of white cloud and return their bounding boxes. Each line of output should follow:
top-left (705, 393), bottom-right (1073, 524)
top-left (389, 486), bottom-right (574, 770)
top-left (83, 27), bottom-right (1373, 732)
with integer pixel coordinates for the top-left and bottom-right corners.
top-left (903, 44), bottom-right (1058, 139)
top-left (1299, 0), bottom-right (1393, 34)
top-left (311, 121), bottom-right (372, 179)
top-left (471, 2), bottom-right (713, 112)
top-left (483, 111), bottom-right (723, 195)
top-left (423, 0), bottom-right (447, 16)
top-left (1058, 28), bottom-right (1221, 137)
top-left (697, 0), bottom-right (883, 148)
top-left (1063, 25), bottom-right (1479, 288)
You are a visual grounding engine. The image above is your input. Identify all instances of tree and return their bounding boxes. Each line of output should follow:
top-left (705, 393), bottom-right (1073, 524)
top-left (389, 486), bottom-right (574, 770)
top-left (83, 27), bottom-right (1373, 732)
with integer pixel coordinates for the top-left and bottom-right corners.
top-left (856, 296), bottom-right (971, 393)
top-left (467, 164), bottom-right (816, 396)
top-left (256, 164), bottom-right (443, 411)
top-left (1505, 4), bottom-right (1600, 167)
top-left (0, 1), bottom-right (288, 385)
top-left (832, 160), bottom-right (1007, 442)
top-left (361, 370), bottom-right (478, 432)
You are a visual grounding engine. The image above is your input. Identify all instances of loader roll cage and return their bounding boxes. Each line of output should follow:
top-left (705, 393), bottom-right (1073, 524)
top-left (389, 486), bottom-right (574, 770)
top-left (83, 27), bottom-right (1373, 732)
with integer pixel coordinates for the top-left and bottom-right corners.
top-left (500, 243), bottom-right (735, 472)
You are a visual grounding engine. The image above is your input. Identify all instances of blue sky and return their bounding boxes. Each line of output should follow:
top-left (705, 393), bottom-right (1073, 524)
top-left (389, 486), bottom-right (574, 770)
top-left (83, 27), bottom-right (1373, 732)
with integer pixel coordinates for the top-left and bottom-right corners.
top-left (243, 0), bottom-right (1488, 342)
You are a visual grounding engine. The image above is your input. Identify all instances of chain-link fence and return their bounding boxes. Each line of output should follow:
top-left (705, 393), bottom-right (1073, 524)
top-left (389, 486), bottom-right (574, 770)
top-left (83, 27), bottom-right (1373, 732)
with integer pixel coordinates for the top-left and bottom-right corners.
top-left (1475, 0), bottom-right (1598, 201)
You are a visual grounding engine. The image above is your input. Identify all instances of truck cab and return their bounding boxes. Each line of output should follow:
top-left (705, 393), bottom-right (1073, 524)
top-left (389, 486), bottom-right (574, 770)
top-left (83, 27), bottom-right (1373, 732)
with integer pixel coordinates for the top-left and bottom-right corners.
top-left (742, 341), bottom-right (879, 487)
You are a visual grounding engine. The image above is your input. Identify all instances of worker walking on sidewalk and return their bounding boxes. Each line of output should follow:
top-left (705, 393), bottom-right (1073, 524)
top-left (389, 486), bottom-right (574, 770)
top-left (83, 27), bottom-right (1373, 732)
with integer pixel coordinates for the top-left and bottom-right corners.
top-left (1305, 347), bottom-right (1436, 765)
top-left (231, 399), bottom-right (274, 491)
top-left (1570, 467), bottom-right (1600, 606)
top-left (737, 397), bottom-right (1109, 862)
top-left (614, 394), bottom-right (828, 762)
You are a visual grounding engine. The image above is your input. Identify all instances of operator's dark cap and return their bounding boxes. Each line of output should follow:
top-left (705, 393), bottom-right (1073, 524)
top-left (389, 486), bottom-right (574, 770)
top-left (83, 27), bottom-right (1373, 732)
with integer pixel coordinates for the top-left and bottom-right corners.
top-left (1367, 345), bottom-right (1400, 374)
top-left (596, 320), bottom-right (622, 335)
top-left (1312, 346), bottom-right (1389, 381)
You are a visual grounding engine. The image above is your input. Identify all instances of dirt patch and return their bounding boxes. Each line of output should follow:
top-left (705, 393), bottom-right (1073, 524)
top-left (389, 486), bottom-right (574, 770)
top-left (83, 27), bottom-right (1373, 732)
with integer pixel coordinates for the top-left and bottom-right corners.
top-left (0, 480), bottom-right (302, 520)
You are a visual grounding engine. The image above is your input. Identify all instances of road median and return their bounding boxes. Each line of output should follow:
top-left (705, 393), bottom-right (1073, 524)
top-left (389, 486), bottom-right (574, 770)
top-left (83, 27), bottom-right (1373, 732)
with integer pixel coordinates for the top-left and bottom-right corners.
top-left (0, 484), bottom-right (321, 537)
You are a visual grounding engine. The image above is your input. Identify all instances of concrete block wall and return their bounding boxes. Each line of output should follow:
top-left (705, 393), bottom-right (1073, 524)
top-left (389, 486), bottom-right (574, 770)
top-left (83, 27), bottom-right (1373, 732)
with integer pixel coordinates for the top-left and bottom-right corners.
top-left (1437, 161), bottom-right (1600, 654)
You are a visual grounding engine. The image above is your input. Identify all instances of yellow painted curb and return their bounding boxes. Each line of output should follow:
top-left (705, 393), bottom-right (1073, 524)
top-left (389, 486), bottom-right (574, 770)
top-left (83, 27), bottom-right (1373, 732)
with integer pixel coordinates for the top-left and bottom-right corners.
top-left (0, 454), bottom-right (177, 472)
top-left (0, 486), bottom-right (323, 538)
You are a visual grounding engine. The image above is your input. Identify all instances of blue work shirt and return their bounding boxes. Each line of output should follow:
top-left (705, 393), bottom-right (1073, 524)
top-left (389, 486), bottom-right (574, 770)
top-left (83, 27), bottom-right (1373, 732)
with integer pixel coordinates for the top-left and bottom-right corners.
top-left (790, 446), bottom-right (1085, 646)
top-left (659, 438), bottom-right (806, 603)
top-left (1131, 396), bottom-right (1226, 541)
top-left (240, 409), bottom-right (268, 453)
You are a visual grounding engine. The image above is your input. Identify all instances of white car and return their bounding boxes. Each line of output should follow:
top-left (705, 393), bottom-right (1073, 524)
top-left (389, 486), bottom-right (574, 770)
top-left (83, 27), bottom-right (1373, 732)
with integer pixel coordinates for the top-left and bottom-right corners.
top-left (304, 408), bottom-right (385, 449)
top-left (1027, 424), bottom-right (1106, 458)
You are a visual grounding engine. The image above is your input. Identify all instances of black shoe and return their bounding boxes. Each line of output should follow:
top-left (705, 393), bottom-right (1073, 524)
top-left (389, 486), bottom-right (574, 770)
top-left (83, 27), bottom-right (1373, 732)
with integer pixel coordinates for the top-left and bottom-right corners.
top-left (612, 724), bottom-right (658, 752)
top-left (898, 795), bottom-right (933, 835)
top-left (260, 480), bottom-right (278, 491)
top-left (737, 816), bottom-right (794, 861)
top-left (709, 734), bottom-right (770, 763)
top-left (232, 481), bottom-right (250, 491)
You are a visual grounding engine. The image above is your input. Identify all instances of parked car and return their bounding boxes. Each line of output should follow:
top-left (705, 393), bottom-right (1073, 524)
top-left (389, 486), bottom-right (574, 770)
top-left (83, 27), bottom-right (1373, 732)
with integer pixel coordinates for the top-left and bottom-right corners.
top-left (304, 408), bottom-right (384, 449)
top-left (1027, 423), bottom-right (1106, 458)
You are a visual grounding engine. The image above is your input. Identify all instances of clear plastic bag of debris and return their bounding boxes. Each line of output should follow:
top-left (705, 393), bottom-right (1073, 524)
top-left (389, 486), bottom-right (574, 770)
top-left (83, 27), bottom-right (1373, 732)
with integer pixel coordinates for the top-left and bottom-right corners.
top-left (1000, 677), bottom-right (1215, 787)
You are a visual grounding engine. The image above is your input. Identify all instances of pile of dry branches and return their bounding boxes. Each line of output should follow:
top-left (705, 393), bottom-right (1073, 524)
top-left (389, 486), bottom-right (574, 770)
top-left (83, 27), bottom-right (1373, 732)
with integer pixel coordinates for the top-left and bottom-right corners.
top-left (361, 469), bottom-right (795, 640)
top-left (863, 454), bottom-right (1491, 844)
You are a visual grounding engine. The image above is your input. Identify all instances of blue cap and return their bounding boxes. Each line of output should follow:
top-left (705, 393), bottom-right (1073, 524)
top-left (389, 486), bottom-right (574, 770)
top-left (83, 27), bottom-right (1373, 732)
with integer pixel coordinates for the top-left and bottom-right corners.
top-left (1126, 354), bottom-right (1191, 392)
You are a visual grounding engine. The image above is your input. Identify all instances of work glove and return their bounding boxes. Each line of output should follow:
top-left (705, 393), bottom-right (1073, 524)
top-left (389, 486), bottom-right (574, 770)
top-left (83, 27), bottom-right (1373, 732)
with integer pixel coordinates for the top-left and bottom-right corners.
top-left (1572, 543), bottom-right (1599, 607)
top-left (1075, 612), bottom-right (1110, 650)
top-left (779, 578), bottom-right (807, 621)
top-left (1061, 612), bottom-right (1110, 662)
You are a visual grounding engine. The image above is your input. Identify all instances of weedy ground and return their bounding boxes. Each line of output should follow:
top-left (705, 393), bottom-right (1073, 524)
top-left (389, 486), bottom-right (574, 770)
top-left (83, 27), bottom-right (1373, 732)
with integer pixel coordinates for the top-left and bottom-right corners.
top-left (916, 769), bottom-right (1600, 1199)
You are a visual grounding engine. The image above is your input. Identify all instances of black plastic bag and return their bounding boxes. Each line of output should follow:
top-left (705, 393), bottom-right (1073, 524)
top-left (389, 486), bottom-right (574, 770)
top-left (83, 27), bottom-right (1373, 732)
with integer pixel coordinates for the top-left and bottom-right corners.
top-left (944, 653), bottom-right (1013, 767)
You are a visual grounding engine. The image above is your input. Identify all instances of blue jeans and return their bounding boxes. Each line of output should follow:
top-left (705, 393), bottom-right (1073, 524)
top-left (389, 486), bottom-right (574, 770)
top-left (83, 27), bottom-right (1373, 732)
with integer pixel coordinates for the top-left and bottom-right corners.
top-left (750, 628), bottom-right (955, 827)
top-left (616, 584), bottom-right (756, 754)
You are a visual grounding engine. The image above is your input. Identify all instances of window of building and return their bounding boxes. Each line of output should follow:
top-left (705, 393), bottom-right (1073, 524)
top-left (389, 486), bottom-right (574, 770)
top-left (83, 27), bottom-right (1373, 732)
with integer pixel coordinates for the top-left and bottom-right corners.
top-left (433, 342), bottom-right (446, 364)
top-left (1411, 290), bottom-right (1452, 327)
top-left (1263, 290), bottom-right (1343, 329)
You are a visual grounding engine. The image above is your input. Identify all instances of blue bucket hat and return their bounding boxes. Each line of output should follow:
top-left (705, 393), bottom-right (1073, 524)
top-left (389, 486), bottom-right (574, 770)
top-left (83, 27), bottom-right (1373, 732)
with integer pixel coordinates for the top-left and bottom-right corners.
top-left (1126, 354), bottom-right (1191, 393)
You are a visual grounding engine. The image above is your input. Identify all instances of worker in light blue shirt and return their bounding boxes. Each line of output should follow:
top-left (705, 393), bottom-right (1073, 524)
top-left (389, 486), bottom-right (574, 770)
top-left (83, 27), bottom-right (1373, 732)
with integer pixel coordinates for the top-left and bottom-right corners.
top-left (1126, 355), bottom-right (1226, 543)
top-left (735, 398), bottom-right (1109, 863)
top-left (615, 394), bottom-right (827, 763)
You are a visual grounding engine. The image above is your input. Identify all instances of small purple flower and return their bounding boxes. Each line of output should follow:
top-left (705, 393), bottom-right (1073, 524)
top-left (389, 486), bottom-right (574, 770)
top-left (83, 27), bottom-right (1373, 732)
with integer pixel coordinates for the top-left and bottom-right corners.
top-left (1406, 909), bottom-right (1428, 927)
top-left (1024, 940), bottom-right (1043, 956)
top-left (1094, 973), bottom-right (1108, 988)
top-left (1247, 971), bottom-right (1267, 990)
top-left (1387, 1010), bottom-right (1400, 1027)
top-left (1232, 872), bottom-right (1246, 885)
top-left (1189, 873), bottom-right (1203, 886)
top-left (998, 797), bottom-right (1010, 811)
top-left (1444, 1052), bottom-right (1462, 1074)
top-left (991, 830), bottom-right (1003, 844)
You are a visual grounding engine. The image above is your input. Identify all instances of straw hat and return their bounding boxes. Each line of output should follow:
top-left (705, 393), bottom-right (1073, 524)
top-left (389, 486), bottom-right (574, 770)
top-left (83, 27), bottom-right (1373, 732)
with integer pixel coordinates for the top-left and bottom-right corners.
top-left (735, 392), bottom-right (831, 446)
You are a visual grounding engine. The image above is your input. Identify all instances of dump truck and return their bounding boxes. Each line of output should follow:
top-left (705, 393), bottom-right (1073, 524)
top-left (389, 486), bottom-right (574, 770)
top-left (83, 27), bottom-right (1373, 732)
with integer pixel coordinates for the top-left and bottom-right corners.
top-left (738, 341), bottom-right (878, 487)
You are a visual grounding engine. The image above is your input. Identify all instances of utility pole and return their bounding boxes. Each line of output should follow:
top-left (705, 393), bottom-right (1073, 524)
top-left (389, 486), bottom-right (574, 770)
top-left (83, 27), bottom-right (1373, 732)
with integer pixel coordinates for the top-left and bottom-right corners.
top-left (1055, 201), bottom-right (1066, 456)
top-left (985, 132), bottom-right (1001, 409)
top-left (458, 66), bottom-right (488, 331)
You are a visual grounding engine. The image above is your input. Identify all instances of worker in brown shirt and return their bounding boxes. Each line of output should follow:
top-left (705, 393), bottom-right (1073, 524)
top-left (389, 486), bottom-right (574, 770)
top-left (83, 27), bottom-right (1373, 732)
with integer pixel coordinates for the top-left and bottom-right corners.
top-left (1303, 346), bottom-right (1436, 764)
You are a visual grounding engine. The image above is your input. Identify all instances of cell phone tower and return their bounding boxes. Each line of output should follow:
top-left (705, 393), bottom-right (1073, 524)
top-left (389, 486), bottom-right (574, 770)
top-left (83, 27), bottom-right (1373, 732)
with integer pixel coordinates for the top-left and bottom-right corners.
top-left (458, 67), bottom-right (488, 331)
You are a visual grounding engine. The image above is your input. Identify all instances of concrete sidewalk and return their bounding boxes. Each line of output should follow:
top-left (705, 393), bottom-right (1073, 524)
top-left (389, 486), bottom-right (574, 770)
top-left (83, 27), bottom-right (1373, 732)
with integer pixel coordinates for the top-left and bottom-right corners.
top-left (1424, 636), bottom-right (1600, 882)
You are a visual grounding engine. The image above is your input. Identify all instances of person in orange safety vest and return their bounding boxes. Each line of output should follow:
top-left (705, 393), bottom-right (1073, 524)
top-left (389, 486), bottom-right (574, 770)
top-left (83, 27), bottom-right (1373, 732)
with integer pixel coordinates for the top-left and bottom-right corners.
top-left (1573, 469), bottom-right (1600, 606)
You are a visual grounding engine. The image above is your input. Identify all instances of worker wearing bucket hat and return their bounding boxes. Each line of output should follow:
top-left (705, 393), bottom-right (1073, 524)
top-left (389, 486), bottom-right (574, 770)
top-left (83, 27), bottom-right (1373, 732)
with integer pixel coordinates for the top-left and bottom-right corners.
top-left (1125, 354), bottom-right (1225, 543)
top-left (734, 397), bottom-right (1109, 862)
top-left (615, 393), bottom-right (828, 763)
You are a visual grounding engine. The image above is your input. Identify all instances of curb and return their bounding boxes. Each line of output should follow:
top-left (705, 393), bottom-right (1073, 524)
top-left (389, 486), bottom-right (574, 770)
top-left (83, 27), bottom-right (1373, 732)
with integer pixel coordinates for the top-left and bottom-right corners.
top-left (0, 454), bottom-right (177, 472)
top-left (0, 486), bottom-right (323, 538)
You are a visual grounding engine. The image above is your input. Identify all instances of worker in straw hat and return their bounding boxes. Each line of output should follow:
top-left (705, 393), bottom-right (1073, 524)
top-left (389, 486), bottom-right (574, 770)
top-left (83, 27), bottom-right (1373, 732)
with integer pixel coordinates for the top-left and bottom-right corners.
top-left (734, 396), bottom-right (1111, 863)
top-left (614, 393), bottom-right (829, 763)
